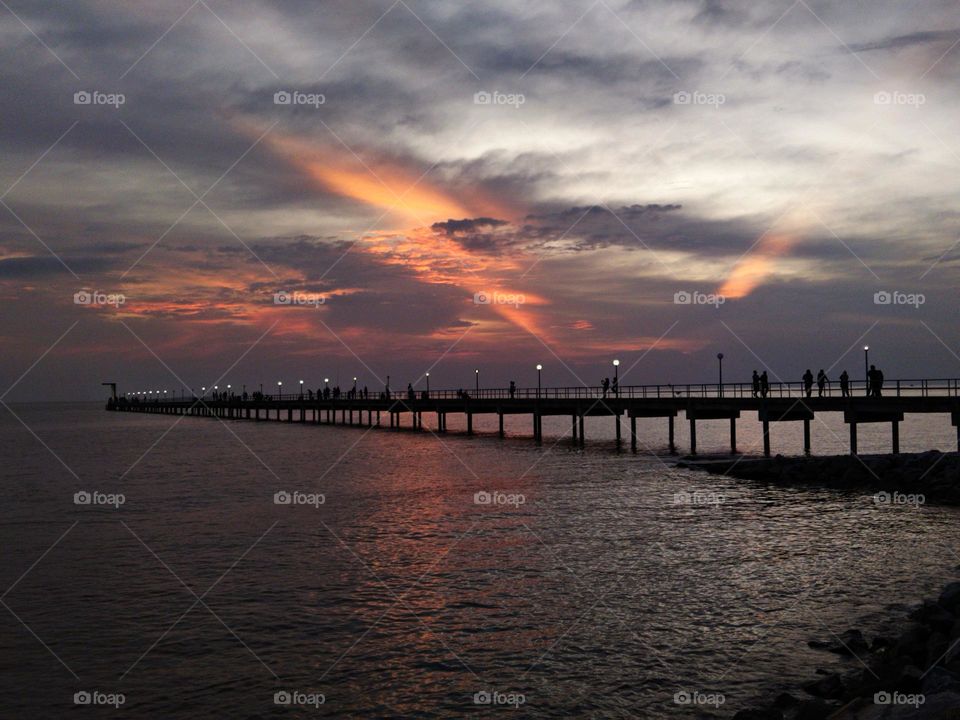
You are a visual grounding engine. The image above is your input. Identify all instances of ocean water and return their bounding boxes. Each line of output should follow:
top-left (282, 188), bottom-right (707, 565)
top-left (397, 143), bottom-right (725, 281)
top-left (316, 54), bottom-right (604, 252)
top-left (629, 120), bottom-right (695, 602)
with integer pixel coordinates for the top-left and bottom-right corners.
top-left (0, 402), bottom-right (958, 718)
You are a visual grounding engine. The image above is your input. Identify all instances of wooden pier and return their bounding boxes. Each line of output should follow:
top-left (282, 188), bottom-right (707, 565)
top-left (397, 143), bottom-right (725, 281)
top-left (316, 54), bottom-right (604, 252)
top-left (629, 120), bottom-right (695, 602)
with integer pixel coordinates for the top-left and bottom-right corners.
top-left (106, 379), bottom-right (960, 456)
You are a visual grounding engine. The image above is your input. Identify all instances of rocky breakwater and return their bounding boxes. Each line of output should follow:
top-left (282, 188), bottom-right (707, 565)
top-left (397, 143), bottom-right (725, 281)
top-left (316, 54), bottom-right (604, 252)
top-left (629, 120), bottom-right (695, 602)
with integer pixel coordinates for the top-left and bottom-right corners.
top-left (679, 451), bottom-right (960, 506)
top-left (732, 581), bottom-right (960, 719)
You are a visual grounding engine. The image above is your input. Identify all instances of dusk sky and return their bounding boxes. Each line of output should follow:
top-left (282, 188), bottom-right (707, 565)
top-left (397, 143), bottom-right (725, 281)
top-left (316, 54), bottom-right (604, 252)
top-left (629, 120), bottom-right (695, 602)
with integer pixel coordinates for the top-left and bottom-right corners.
top-left (2, 0), bottom-right (959, 400)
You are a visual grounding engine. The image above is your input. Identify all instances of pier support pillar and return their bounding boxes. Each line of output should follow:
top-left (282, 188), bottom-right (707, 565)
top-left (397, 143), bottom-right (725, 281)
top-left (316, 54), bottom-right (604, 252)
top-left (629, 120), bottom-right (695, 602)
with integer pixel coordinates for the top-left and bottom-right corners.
top-left (615, 414), bottom-right (621, 446)
top-left (571, 415), bottom-right (577, 443)
top-left (287, 408), bottom-right (292, 422)
top-left (499, 412), bottom-right (504, 438)
top-left (668, 416), bottom-right (676, 454)
top-left (730, 417), bottom-right (737, 454)
top-left (689, 418), bottom-right (697, 456)
top-left (630, 415), bottom-right (637, 453)
top-left (803, 419), bottom-right (811, 455)
top-left (467, 413), bottom-right (473, 435)
top-left (578, 414), bottom-right (585, 447)
top-left (762, 420), bottom-right (771, 457)
top-left (850, 422), bottom-right (858, 455)
top-left (892, 420), bottom-right (900, 455)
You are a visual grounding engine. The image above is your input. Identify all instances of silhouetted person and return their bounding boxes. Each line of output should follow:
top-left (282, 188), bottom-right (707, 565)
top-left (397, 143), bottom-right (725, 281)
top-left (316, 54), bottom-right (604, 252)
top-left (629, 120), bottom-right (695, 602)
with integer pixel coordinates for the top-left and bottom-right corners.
top-left (612, 376), bottom-right (619, 396)
top-left (760, 371), bottom-right (769, 398)
top-left (601, 377), bottom-right (610, 398)
top-left (751, 370), bottom-right (760, 398)
top-left (802, 369), bottom-right (813, 398)
top-left (875, 366), bottom-right (884, 397)
top-left (407, 383), bottom-right (415, 400)
top-left (364, 386), bottom-right (368, 399)
top-left (868, 365), bottom-right (879, 397)
top-left (816, 369), bottom-right (827, 397)
top-left (839, 370), bottom-right (850, 397)
top-left (509, 380), bottom-right (516, 398)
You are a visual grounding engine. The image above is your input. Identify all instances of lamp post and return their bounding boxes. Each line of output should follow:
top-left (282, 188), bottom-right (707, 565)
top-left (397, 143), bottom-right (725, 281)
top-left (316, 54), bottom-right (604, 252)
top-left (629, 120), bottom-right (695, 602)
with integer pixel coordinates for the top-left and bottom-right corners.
top-left (353, 377), bottom-right (357, 394)
top-left (613, 359), bottom-right (620, 397)
top-left (864, 346), bottom-right (870, 395)
top-left (299, 379), bottom-right (304, 398)
top-left (537, 364), bottom-right (542, 398)
top-left (425, 372), bottom-right (430, 395)
top-left (475, 369), bottom-right (479, 396)
top-left (277, 380), bottom-right (282, 399)
top-left (201, 386), bottom-right (206, 399)
top-left (717, 353), bottom-right (724, 398)
top-left (226, 384), bottom-right (231, 399)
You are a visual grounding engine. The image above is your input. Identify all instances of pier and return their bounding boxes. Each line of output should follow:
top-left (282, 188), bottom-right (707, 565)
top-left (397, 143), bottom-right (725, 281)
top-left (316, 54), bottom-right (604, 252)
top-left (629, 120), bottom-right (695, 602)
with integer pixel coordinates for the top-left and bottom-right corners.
top-left (106, 378), bottom-right (960, 456)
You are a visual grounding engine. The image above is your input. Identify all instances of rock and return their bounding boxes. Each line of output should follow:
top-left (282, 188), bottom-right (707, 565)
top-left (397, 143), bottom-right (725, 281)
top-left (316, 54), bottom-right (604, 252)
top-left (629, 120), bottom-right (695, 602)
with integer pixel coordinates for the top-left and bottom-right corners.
top-left (893, 664), bottom-right (923, 693)
top-left (772, 692), bottom-right (797, 709)
top-left (938, 581), bottom-right (960, 612)
top-left (794, 699), bottom-right (837, 720)
top-left (802, 672), bottom-right (844, 699)
top-left (921, 666), bottom-right (960, 695)
top-left (732, 710), bottom-right (782, 720)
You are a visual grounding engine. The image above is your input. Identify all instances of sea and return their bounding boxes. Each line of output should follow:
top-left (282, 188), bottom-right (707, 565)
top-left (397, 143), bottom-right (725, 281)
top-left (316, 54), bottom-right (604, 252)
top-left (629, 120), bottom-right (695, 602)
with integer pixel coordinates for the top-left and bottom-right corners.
top-left (0, 402), bottom-right (957, 717)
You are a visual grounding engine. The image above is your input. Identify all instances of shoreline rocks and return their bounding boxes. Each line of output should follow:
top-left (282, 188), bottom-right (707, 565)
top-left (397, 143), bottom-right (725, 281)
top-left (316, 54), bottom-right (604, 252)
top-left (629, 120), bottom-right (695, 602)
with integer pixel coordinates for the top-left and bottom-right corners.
top-left (679, 451), bottom-right (960, 506)
top-left (733, 580), bottom-right (960, 718)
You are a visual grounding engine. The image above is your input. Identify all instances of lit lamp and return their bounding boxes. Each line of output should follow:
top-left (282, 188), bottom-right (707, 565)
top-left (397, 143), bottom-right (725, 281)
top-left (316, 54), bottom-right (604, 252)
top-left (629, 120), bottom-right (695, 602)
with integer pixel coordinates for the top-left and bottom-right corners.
top-left (613, 359), bottom-right (620, 397)
top-left (536, 364), bottom-right (542, 397)
top-left (864, 346), bottom-right (870, 395)
top-left (425, 372), bottom-right (430, 395)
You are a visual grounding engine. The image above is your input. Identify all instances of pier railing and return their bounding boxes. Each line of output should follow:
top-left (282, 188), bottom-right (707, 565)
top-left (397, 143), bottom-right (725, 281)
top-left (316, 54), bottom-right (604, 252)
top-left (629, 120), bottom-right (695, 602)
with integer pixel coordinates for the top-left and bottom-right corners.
top-left (126, 378), bottom-right (960, 403)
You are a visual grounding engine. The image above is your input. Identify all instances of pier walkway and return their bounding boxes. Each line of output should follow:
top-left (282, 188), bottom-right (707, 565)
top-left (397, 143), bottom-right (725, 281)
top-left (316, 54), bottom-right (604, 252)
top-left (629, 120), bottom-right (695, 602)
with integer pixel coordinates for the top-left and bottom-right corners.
top-left (106, 378), bottom-right (960, 456)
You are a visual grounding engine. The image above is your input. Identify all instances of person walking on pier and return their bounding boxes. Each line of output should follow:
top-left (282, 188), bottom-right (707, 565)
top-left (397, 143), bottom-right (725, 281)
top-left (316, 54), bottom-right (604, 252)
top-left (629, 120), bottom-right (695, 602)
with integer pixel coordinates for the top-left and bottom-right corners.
top-left (803, 369), bottom-right (814, 398)
top-left (509, 380), bottom-right (516, 398)
top-left (752, 370), bottom-right (760, 398)
top-left (840, 370), bottom-right (850, 397)
top-left (612, 376), bottom-right (619, 396)
top-left (601, 377), bottom-right (610, 398)
top-left (407, 383), bottom-right (415, 400)
top-left (760, 371), bottom-right (769, 398)
top-left (816, 369), bottom-right (827, 397)
top-left (868, 365), bottom-right (884, 397)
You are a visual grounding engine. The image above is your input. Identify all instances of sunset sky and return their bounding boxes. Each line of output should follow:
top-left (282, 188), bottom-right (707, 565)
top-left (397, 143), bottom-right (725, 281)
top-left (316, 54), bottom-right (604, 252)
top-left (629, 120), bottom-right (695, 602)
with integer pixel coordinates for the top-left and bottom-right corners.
top-left (2, 0), bottom-right (959, 400)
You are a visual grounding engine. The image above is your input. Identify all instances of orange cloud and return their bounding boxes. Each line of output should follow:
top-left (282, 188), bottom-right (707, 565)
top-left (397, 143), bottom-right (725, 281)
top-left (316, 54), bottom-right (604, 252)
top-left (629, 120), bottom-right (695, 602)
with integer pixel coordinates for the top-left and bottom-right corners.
top-left (717, 233), bottom-right (794, 299)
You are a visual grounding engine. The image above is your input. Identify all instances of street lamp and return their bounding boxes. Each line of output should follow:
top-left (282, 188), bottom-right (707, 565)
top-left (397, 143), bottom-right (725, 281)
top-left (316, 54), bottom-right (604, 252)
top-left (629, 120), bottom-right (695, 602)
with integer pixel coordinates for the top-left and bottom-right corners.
top-left (475, 368), bottom-right (479, 395)
top-left (613, 359), bottom-right (620, 397)
top-left (277, 380), bottom-right (282, 398)
top-left (717, 353), bottom-right (724, 398)
top-left (299, 379), bottom-right (304, 398)
top-left (864, 345), bottom-right (870, 395)
top-left (201, 386), bottom-right (206, 398)
top-left (536, 364), bottom-right (542, 397)
top-left (425, 372), bottom-right (430, 395)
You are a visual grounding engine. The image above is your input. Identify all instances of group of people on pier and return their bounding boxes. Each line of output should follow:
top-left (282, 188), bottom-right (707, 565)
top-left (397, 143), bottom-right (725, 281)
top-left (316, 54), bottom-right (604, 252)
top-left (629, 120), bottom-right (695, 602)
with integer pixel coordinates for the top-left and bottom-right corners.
top-left (751, 367), bottom-right (884, 398)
